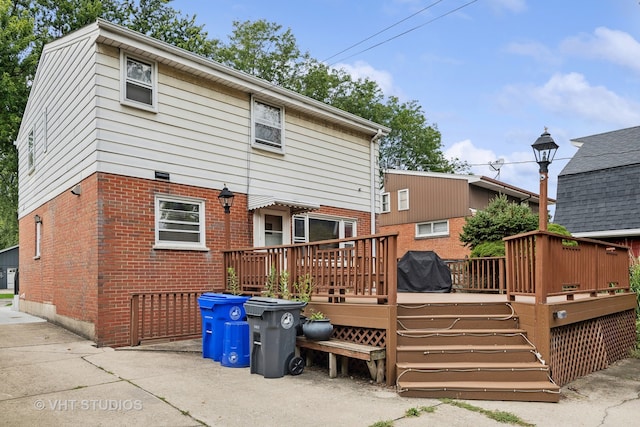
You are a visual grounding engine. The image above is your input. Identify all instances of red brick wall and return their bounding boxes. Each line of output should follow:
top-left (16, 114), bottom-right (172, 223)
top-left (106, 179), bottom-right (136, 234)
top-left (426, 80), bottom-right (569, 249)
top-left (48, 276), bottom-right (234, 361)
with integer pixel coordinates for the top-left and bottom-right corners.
top-left (21, 172), bottom-right (372, 347)
top-left (380, 216), bottom-right (471, 260)
top-left (19, 174), bottom-right (100, 325)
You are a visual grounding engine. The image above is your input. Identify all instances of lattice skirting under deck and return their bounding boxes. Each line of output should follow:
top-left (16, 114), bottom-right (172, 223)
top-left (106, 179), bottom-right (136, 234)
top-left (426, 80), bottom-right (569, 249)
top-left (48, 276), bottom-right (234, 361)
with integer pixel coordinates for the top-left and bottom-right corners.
top-left (550, 309), bottom-right (636, 386)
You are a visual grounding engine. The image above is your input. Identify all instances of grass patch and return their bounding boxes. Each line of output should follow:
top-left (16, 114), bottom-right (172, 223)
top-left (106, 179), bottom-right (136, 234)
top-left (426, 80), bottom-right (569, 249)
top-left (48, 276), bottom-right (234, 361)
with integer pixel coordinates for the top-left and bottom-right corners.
top-left (0, 293), bottom-right (14, 299)
top-left (369, 404), bottom-right (439, 427)
top-left (441, 399), bottom-right (534, 426)
top-left (369, 421), bottom-right (394, 427)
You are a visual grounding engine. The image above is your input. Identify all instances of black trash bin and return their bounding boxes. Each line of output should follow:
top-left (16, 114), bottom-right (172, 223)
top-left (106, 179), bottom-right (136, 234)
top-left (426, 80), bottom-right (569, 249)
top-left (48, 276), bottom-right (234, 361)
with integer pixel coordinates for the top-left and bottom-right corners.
top-left (244, 297), bottom-right (306, 378)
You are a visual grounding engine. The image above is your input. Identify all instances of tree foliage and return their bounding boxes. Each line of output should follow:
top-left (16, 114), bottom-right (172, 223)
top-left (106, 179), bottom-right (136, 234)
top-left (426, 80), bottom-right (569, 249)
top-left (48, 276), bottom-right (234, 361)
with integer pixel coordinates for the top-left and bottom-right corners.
top-left (459, 194), bottom-right (539, 250)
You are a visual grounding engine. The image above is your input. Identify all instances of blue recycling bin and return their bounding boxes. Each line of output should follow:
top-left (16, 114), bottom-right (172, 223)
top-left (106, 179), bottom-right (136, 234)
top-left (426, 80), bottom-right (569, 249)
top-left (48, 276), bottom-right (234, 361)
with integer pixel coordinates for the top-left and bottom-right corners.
top-left (221, 321), bottom-right (250, 368)
top-left (197, 293), bottom-right (250, 361)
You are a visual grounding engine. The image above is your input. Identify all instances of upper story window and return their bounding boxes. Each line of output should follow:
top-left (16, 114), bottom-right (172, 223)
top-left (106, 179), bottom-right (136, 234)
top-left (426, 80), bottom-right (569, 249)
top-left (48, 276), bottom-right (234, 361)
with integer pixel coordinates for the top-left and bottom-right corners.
top-left (416, 220), bottom-right (449, 238)
top-left (28, 129), bottom-right (35, 172)
top-left (381, 192), bottom-right (390, 213)
top-left (121, 53), bottom-right (157, 111)
top-left (252, 97), bottom-right (284, 153)
top-left (398, 189), bottom-right (409, 211)
top-left (154, 195), bottom-right (206, 250)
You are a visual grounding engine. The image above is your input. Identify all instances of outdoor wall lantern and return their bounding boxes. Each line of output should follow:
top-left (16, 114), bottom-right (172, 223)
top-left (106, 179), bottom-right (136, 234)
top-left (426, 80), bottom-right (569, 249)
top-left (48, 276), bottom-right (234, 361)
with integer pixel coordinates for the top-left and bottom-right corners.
top-left (531, 128), bottom-right (559, 231)
top-left (34, 215), bottom-right (42, 224)
top-left (218, 185), bottom-right (234, 249)
top-left (217, 185), bottom-right (235, 214)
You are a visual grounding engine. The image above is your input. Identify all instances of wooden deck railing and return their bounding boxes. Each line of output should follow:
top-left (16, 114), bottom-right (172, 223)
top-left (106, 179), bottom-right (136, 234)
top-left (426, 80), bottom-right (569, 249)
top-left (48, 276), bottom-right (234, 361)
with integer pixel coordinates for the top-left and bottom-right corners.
top-left (130, 292), bottom-right (202, 346)
top-left (223, 233), bottom-right (398, 304)
top-left (504, 230), bottom-right (631, 303)
top-left (445, 257), bottom-right (506, 293)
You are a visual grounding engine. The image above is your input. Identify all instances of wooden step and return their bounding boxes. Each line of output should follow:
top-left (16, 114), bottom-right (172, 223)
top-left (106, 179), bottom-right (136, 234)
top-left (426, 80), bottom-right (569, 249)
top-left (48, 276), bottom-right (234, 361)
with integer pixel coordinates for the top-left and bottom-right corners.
top-left (397, 302), bottom-right (514, 317)
top-left (396, 329), bottom-right (529, 346)
top-left (396, 344), bottom-right (539, 363)
top-left (397, 380), bottom-right (561, 402)
top-left (396, 361), bottom-right (552, 382)
top-left (397, 315), bottom-right (519, 330)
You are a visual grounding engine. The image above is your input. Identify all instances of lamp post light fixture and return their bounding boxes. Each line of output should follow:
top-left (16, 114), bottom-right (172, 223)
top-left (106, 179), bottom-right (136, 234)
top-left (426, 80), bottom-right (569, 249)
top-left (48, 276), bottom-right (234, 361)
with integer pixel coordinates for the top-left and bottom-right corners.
top-left (218, 186), bottom-right (234, 249)
top-left (531, 128), bottom-right (559, 231)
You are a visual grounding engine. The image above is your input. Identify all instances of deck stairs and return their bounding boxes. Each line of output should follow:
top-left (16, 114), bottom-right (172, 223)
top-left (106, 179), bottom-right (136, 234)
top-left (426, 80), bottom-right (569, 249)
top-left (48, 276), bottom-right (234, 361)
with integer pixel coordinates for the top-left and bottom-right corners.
top-left (395, 302), bottom-right (560, 402)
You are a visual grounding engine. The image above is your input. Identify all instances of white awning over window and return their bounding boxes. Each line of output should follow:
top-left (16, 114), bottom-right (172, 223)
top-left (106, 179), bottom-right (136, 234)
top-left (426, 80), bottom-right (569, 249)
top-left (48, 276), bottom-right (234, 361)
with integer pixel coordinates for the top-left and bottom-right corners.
top-left (248, 195), bottom-right (320, 213)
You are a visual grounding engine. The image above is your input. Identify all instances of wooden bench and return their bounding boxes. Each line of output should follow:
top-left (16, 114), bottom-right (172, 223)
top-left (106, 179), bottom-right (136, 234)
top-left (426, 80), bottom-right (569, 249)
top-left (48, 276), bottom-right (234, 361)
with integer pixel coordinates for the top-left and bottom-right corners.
top-left (296, 336), bottom-right (386, 383)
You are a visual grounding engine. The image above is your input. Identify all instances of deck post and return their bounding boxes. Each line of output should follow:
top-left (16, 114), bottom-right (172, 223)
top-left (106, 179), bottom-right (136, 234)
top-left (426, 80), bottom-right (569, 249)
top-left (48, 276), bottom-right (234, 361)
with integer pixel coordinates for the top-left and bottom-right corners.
top-left (534, 232), bottom-right (549, 304)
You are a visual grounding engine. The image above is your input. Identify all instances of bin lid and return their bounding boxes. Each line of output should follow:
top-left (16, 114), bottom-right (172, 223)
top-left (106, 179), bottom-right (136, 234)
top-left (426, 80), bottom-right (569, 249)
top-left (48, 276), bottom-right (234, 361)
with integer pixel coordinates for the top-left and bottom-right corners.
top-left (198, 293), bottom-right (249, 310)
top-left (244, 297), bottom-right (307, 316)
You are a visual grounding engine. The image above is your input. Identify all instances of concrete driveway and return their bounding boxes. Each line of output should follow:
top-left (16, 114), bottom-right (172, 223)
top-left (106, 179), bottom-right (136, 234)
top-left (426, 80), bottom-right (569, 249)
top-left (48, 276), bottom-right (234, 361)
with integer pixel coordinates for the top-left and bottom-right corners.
top-left (1, 306), bottom-right (639, 426)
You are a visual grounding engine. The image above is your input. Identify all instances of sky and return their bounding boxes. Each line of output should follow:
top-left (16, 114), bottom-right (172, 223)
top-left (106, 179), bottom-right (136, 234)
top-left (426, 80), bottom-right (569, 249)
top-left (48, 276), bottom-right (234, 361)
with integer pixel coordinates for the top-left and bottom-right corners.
top-left (170, 0), bottom-right (640, 209)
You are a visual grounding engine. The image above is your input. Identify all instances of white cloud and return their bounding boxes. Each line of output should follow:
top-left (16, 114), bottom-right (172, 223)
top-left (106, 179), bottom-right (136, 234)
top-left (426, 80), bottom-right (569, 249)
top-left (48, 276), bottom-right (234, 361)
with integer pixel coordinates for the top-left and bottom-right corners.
top-left (560, 27), bottom-right (640, 73)
top-left (332, 60), bottom-right (400, 96)
top-left (531, 72), bottom-right (640, 126)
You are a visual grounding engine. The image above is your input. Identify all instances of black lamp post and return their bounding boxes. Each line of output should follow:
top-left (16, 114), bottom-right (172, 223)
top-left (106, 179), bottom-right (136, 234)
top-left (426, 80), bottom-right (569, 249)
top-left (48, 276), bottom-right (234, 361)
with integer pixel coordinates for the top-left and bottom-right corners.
top-left (531, 129), bottom-right (559, 231)
top-left (218, 186), bottom-right (234, 249)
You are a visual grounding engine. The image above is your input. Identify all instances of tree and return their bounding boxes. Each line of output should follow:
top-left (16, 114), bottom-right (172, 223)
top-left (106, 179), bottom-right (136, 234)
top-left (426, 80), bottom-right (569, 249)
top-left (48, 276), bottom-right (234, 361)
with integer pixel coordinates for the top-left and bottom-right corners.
top-left (459, 194), bottom-right (539, 251)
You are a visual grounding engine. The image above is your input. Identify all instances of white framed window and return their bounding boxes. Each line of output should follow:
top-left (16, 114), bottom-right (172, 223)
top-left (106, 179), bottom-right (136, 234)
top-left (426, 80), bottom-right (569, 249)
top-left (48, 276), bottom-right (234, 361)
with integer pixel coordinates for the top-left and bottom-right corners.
top-left (28, 129), bottom-right (35, 172)
top-left (381, 192), bottom-right (390, 213)
top-left (416, 220), bottom-right (449, 238)
top-left (398, 189), bottom-right (409, 211)
top-left (154, 195), bottom-right (206, 250)
top-left (253, 209), bottom-right (291, 247)
top-left (293, 214), bottom-right (356, 248)
top-left (251, 97), bottom-right (284, 153)
top-left (121, 52), bottom-right (157, 111)
top-left (35, 216), bottom-right (42, 259)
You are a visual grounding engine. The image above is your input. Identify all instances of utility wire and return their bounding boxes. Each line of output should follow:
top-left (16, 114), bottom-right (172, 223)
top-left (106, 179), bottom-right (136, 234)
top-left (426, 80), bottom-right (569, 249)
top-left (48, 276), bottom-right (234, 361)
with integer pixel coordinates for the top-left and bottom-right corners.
top-left (328, 0), bottom-right (479, 66)
top-left (321, 0), bottom-right (445, 63)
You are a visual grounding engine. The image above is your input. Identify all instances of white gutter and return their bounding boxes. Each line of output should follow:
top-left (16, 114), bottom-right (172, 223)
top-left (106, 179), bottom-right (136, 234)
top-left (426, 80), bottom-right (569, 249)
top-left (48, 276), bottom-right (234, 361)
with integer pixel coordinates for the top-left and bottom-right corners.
top-left (370, 129), bottom-right (384, 235)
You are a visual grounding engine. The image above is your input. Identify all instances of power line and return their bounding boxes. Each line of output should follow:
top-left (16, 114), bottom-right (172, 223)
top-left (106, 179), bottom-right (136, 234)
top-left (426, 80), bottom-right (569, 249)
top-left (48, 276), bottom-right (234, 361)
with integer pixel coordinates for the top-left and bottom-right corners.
top-left (328, 0), bottom-right (479, 66)
top-left (321, 0), bottom-right (445, 63)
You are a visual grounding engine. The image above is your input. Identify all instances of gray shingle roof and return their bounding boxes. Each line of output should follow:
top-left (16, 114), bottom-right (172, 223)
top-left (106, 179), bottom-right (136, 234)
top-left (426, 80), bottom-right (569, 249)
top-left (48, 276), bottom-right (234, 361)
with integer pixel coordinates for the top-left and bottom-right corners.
top-left (559, 126), bottom-right (640, 176)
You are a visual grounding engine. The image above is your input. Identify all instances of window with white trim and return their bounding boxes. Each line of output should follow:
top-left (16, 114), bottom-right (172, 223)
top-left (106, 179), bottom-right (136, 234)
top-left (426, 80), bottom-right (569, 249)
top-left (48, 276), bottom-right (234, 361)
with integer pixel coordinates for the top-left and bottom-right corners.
top-left (416, 220), bottom-right (449, 238)
top-left (122, 53), bottom-right (157, 110)
top-left (398, 189), bottom-right (409, 211)
top-left (35, 218), bottom-right (42, 259)
top-left (28, 129), bottom-right (35, 171)
top-left (252, 97), bottom-right (284, 152)
top-left (381, 192), bottom-right (390, 213)
top-left (155, 195), bottom-right (206, 249)
top-left (293, 214), bottom-right (356, 248)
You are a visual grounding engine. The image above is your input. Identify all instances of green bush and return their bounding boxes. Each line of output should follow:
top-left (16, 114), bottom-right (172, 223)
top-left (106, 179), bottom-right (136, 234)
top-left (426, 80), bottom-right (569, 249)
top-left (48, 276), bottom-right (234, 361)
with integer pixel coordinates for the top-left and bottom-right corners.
top-left (470, 241), bottom-right (505, 258)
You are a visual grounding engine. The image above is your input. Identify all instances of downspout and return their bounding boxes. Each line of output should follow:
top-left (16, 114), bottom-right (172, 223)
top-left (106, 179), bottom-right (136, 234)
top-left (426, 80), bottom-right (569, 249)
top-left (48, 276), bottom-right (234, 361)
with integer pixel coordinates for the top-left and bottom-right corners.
top-left (370, 129), bottom-right (383, 235)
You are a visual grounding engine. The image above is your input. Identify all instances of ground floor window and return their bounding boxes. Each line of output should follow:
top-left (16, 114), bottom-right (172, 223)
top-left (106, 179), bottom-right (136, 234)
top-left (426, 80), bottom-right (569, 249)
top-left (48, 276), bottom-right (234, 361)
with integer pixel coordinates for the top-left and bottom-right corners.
top-left (293, 214), bottom-right (356, 248)
top-left (416, 220), bottom-right (449, 238)
top-left (154, 195), bottom-right (206, 249)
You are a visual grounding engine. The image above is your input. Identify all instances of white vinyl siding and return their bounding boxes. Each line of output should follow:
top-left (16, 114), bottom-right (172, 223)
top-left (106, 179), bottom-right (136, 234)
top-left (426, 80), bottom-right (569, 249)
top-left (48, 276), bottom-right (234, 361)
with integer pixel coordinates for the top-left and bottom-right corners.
top-left (251, 97), bottom-right (284, 153)
top-left (121, 53), bottom-right (157, 111)
top-left (398, 189), bottom-right (409, 211)
top-left (17, 27), bottom-right (381, 219)
top-left (416, 220), bottom-right (449, 238)
top-left (154, 195), bottom-right (206, 250)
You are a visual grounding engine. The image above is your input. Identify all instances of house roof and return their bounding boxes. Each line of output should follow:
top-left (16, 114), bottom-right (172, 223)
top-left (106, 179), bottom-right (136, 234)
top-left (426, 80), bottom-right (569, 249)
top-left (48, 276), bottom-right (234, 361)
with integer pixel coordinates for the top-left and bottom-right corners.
top-left (71, 19), bottom-right (390, 138)
top-left (560, 126), bottom-right (640, 176)
top-left (554, 126), bottom-right (640, 237)
top-left (383, 170), bottom-right (551, 204)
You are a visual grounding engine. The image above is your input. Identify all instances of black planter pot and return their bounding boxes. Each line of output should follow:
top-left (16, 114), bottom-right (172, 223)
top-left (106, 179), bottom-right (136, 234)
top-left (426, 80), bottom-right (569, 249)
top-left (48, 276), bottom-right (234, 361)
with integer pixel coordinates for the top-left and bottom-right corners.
top-left (302, 319), bottom-right (333, 341)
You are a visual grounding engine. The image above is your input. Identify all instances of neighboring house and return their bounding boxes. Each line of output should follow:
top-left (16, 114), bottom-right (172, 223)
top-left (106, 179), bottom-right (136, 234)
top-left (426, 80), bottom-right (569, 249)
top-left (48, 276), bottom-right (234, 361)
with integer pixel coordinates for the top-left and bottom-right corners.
top-left (379, 170), bottom-right (547, 259)
top-left (0, 246), bottom-right (19, 290)
top-left (554, 126), bottom-right (640, 258)
top-left (15, 20), bottom-right (389, 347)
